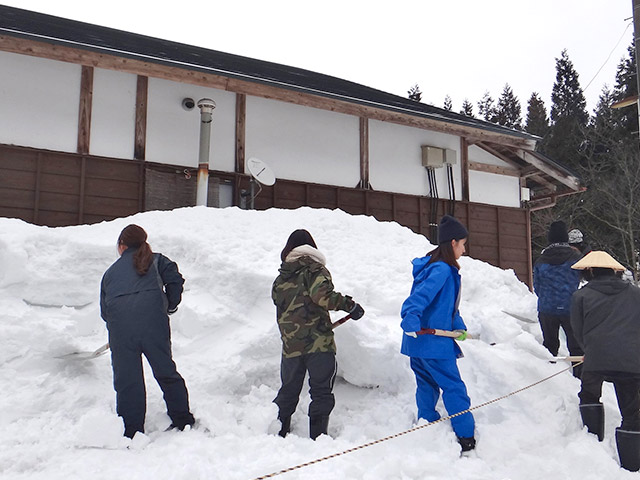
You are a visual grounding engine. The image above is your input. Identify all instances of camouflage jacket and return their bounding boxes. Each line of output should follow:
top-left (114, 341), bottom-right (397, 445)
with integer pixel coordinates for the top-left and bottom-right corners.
top-left (271, 245), bottom-right (354, 358)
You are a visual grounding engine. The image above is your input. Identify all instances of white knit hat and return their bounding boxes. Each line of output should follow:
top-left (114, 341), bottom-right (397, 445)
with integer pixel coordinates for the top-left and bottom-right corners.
top-left (571, 251), bottom-right (625, 271)
top-left (568, 229), bottom-right (583, 244)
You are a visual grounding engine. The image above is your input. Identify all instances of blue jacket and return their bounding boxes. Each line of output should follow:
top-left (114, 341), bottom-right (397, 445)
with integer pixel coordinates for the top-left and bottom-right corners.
top-left (400, 256), bottom-right (466, 359)
top-left (100, 249), bottom-right (184, 332)
top-left (533, 244), bottom-right (581, 315)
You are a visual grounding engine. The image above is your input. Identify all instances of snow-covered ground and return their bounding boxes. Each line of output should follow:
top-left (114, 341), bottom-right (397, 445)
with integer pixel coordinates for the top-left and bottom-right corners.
top-left (0, 206), bottom-right (632, 479)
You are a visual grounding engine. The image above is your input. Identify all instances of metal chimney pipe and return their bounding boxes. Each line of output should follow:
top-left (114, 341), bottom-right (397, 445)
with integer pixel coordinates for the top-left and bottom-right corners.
top-left (196, 98), bottom-right (216, 206)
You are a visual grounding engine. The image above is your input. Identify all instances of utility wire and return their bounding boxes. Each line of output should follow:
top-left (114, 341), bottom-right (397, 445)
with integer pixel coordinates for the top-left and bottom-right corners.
top-left (583, 21), bottom-right (633, 93)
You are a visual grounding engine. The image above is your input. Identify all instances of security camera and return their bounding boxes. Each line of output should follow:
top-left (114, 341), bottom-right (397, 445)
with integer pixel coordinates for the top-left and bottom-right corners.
top-left (182, 97), bottom-right (195, 111)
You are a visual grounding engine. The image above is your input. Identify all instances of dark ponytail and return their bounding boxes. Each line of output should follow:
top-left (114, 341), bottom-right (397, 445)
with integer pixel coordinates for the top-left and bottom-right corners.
top-left (118, 224), bottom-right (153, 275)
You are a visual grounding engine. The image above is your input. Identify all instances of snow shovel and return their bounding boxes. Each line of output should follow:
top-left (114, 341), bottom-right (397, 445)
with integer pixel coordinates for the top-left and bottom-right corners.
top-left (56, 342), bottom-right (110, 360)
top-left (552, 355), bottom-right (584, 362)
top-left (417, 328), bottom-right (471, 339)
top-left (331, 313), bottom-right (353, 329)
top-left (502, 310), bottom-right (537, 324)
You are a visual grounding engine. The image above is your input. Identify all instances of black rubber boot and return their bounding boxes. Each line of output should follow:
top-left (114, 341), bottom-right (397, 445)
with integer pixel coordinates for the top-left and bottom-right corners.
top-left (309, 416), bottom-right (329, 440)
top-left (616, 428), bottom-right (640, 471)
top-left (579, 403), bottom-right (604, 442)
top-left (457, 436), bottom-right (476, 453)
top-left (278, 416), bottom-right (291, 438)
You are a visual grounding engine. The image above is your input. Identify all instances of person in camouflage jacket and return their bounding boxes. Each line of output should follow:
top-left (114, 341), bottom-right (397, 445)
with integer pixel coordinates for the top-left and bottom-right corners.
top-left (272, 229), bottom-right (364, 440)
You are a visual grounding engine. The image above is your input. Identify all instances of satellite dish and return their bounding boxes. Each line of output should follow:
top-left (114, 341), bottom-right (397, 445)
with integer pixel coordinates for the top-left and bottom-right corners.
top-left (247, 157), bottom-right (276, 186)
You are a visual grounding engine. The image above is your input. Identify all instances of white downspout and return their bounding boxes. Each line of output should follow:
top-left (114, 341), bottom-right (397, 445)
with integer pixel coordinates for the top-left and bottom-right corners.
top-left (196, 98), bottom-right (216, 206)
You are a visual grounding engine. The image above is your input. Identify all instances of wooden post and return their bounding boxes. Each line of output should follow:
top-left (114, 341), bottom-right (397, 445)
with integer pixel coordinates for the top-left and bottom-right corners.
top-left (460, 137), bottom-right (470, 202)
top-left (359, 117), bottom-right (370, 189)
top-left (134, 76), bottom-right (148, 160)
top-left (77, 66), bottom-right (93, 155)
top-left (235, 93), bottom-right (246, 175)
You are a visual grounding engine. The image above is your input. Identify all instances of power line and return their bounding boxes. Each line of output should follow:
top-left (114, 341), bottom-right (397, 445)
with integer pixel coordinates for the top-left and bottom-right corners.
top-left (583, 21), bottom-right (633, 93)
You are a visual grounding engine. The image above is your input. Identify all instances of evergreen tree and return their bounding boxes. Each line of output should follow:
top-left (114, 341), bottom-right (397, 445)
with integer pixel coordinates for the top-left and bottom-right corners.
top-left (408, 84), bottom-right (422, 102)
top-left (545, 49), bottom-right (588, 169)
top-left (443, 95), bottom-right (453, 111)
top-left (612, 42), bottom-right (638, 135)
top-left (460, 98), bottom-right (474, 117)
top-left (525, 92), bottom-right (549, 137)
top-left (494, 83), bottom-right (522, 130)
top-left (477, 91), bottom-right (496, 122)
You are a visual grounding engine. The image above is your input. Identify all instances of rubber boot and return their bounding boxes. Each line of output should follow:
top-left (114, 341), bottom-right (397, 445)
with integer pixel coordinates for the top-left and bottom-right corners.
top-left (616, 428), bottom-right (640, 472)
top-left (309, 415), bottom-right (329, 440)
top-left (579, 403), bottom-right (604, 442)
top-left (278, 416), bottom-right (291, 438)
top-left (457, 436), bottom-right (476, 453)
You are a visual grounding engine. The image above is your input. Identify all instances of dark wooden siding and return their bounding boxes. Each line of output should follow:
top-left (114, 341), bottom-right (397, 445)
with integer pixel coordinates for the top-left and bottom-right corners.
top-left (0, 144), bottom-right (532, 285)
top-left (0, 144), bottom-right (143, 226)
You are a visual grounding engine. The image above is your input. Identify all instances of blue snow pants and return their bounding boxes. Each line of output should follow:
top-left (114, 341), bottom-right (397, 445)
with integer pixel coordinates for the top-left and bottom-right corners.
top-left (410, 357), bottom-right (475, 438)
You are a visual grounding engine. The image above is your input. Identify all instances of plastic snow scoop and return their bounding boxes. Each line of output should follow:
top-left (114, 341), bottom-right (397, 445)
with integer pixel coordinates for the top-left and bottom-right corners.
top-left (56, 342), bottom-right (110, 360)
top-left (331, 313), bottom-right (353, 329)
top-left (502, 310), bottom-right (537, 324)
top-left (416, 328), bottom-right (471, 339)
top-left (551, 355), bottom-right (584, 362)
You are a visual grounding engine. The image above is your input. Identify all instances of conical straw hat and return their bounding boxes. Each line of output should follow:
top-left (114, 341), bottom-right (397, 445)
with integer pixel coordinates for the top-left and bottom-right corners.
top-left (571, 251), bottom-right (625, 271)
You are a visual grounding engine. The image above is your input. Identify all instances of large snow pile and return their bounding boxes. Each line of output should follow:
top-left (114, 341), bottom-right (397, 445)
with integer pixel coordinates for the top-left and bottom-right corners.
top-left (0, 207), bottom-right (628, 479)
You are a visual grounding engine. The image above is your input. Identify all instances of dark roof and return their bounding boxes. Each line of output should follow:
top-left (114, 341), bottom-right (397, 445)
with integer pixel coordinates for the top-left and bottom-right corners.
top-left (0, 5), bottom-right (536, 141)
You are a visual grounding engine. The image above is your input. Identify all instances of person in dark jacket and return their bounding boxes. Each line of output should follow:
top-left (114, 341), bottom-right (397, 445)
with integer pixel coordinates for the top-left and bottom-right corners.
top-left (100, 224), bottom-right (195, 439)
top-left (271, 229), bottom-right (364, 440)
top-left (400, 215), bottom-right (475, 453)
top-left (533, 220), bottom-right (583, 377)
top-left (570, 251), bottom-right (640, 471)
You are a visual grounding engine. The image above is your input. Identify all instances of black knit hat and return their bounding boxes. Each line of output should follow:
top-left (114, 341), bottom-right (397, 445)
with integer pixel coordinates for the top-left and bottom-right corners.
top-left (547, 221), bottom-right (568, 244)
top-left (438, 215), bottom-right (468, 244)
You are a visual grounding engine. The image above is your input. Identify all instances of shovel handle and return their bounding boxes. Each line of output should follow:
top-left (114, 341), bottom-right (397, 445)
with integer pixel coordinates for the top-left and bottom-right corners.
top-left (417, 328), bottom-right (469, 339)
top-left (331, 313), bottom-right (353, 329)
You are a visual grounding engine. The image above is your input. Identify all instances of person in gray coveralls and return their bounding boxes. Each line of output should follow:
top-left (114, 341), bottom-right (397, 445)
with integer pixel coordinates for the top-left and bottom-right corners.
top-left (100, 224), bottom-right (195, 439)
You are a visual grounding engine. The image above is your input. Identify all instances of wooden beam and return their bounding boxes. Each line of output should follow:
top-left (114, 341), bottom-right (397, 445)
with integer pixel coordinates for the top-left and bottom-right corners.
top-left (359, 117), bottom-right (370, 189)
top-left (519, 150), bottom-right (581, 191)
top-left (77, 65), bottom-right (93, 154)
top-left (468, 161), bottom-right (520, 177)
top-left (474, 141), bottom-right (523, 169)
top-left (235, 93), bottom-right (246, 174)
top-left (0, 34), bottom-right (537, 150)
top-left (460, 137), bottom-right (469, 201)
top-left (134, 75), bottom-right (148, 160)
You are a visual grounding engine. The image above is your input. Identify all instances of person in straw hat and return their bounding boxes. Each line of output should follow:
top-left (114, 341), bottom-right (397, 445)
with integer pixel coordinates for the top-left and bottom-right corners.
top-left (570, 251), bottom-right (640, 471)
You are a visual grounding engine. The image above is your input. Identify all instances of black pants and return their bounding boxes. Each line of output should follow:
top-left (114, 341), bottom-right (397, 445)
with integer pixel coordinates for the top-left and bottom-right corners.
top-left (109, 325), bottom-right (194, 437)
top-left (274, 352), bottom-right (337, 419)
top-left (539, 313), bottom-right (584, 377)
top-left (580, 371), bottom-right (640, 431)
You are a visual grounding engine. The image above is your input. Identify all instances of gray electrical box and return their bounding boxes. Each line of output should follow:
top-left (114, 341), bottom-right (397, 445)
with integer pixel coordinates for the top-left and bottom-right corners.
top-left (421, 146), bottom-right (444, 168)
top-left (443, 148), bottom-right (457, 165)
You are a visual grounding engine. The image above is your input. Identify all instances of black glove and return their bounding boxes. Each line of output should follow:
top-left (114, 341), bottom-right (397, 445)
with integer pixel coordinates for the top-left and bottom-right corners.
top-left (168, 306), bottom-right (178, 315)
top-left (349, 303), bottom-right (365, 320)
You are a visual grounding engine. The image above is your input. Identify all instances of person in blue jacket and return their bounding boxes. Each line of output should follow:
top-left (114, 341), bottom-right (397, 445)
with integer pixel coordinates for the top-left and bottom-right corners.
top-left (533, 220), bottom-right (583, 377)
top-left (400, 215), bottom-right (475, 453)
top-left (100, 224), bottom-right (195, 439)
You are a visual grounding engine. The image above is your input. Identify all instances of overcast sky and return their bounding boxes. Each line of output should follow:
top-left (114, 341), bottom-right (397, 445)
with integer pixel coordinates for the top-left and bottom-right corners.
top-left (4, 1), bottom-right (635, 116)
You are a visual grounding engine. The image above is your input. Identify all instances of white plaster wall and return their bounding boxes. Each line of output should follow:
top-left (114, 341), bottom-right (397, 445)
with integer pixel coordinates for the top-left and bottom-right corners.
top-left (245, 96), bottom-right (359, 186)
top-left (90, 68), bottom-right (137, 159)
top-left (469, 170), bottom-right (521, 207)
top-left (369, 120), bottom-right (461, 198)
top-left (0, 51), bottom-right (80, 152)
top-left (146, 78), bottom-right (236, 171)
top-left (468, 144), bottom-right (521, 207)
top-left (469, 144), bottom-right (509, 166)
